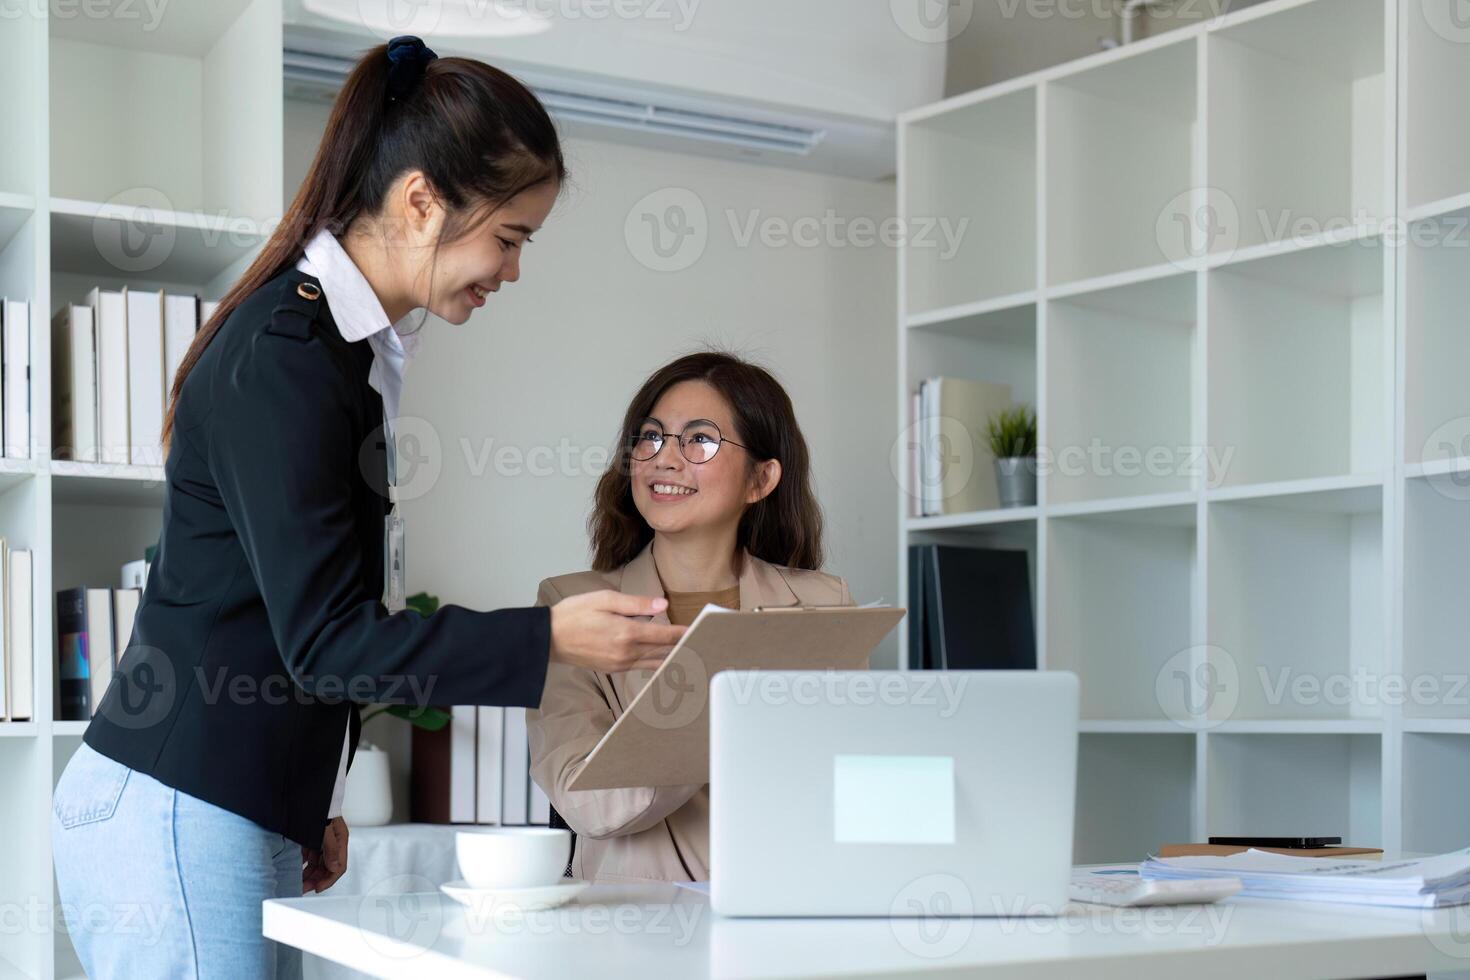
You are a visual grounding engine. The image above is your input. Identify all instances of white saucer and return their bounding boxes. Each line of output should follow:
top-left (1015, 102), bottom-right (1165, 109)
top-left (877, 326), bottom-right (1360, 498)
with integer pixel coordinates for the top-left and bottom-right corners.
top-left (440, 879), bottom-right (589, 911)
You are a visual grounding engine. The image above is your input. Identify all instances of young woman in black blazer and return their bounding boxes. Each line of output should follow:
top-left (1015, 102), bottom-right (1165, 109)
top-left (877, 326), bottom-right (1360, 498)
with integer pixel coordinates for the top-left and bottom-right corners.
top-left (49, 37), bottom-right (684, 979)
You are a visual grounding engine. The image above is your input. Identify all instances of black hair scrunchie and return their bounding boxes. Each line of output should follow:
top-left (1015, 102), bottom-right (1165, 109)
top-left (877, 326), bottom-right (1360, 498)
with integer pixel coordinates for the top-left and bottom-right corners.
top-left (386, 35), bottom-right (438, 102)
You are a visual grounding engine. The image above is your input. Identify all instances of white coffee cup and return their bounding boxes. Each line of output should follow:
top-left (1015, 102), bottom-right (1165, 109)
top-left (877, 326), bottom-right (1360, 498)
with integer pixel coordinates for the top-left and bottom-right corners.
top-left (456, 827), bottom-right (571, 890)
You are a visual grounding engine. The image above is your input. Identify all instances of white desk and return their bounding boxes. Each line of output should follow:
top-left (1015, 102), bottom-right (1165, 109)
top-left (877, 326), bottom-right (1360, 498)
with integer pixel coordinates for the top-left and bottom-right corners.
top-left (265, 882), bottom-right (1470, 978)
top-left (298, 824), bottom-right (462, 980)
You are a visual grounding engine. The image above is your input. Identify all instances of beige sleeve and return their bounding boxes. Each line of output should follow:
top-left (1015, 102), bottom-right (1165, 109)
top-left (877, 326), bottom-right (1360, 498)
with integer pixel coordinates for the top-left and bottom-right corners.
top-left (525, 578), bottom-right (704, 840)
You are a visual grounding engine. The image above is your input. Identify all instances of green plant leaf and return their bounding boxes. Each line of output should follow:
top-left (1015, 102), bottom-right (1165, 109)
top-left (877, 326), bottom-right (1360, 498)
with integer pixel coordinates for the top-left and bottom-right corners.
top-left (985, 405), bottom-right (1037, 458)
top-left (405, 591), bottom-right (440, 617)
top-left (383, 704), bottom-right (451, 731)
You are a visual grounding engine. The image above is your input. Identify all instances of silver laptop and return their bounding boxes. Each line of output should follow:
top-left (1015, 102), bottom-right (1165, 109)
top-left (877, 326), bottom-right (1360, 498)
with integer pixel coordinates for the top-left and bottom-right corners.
top-left (709, 670), bottom-right (1078, 917)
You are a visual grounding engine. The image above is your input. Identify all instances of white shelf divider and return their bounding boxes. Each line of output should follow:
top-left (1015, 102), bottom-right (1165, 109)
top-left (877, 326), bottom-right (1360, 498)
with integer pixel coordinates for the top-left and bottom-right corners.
top-left (1402, 719), bottom-right (1470, 736)
top-left (49, 196), bottom-right (265, 286)
top-left (904, 507), bottom-right (1038, 532)
top-left (904, 291), bottom-right (1036, 333)
top-left (1404, 190), bottom-right (1470, 225)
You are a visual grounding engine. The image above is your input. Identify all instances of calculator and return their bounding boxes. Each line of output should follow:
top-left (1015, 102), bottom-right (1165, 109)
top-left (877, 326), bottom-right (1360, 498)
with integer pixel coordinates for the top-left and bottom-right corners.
top-left (1069, 871), bottom-right (1242, 907)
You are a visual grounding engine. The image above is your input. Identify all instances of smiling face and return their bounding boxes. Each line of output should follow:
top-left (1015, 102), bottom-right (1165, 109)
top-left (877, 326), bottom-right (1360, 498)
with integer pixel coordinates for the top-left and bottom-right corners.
top-left (629, 380), bottom-right (781, 538)
top-left (418, 179), bottom-right (559, 325)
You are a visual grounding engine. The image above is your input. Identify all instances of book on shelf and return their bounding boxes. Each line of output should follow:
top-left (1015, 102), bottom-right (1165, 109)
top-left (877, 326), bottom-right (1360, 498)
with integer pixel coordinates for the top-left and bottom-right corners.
top-left (411, 703), bottom-right (550, 827)
top-left (83, 588), bottom-right (112, 720)
top-left (906, 545), bottom-right (929, 669)
top-left (88, 287), bottom-right (130, 466)
top-left (911, 377), bottom-right (1013, 517)
top-left (124, 287), bottom-right (165, 467)
top-left (501, 706), bottom-right (531, 826)
top-left (411, 704), bottom-right (480, 825)
top-left (163, 293), bottom-right (196, 410)
top-left (55, 587), bottom-right (100, 721)
top-left (908, 390), bottom-right (921, 516)
top-left (52, 584), bottom-right (146, 722)
top-left (65, 286), bottom-right (213, 467)
top-left (7, 547), bottom-right (31, 722)
top-left (451, 704), bottom-right (477, 823)
top-left (907, 544), bottom-right (1035, 671)
top-left (409, 716), bottom-right (450, 823)
top-left (52, 304), bottom-right (98, 463)
top-left (3, 299), bottom-right (30, 460)
top-left (476, 705), bottom-right (504, 828)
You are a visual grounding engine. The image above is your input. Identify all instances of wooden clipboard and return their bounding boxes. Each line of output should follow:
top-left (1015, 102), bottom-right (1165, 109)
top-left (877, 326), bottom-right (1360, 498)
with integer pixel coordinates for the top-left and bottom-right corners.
top-left (566, 604), bottom-right (906, 791)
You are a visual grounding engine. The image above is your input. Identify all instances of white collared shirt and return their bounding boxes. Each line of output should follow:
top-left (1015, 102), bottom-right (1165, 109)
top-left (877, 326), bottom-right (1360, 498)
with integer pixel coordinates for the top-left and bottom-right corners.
top-left (295, 228), bottom-right (422, 821)
top-left (297, 228), bottom-right (422, 421)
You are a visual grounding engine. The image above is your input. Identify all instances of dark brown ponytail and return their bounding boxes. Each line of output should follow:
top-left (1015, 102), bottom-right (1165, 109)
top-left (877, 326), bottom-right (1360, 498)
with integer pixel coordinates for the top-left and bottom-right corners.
top-left (160, 41), bottom-right (566, 452)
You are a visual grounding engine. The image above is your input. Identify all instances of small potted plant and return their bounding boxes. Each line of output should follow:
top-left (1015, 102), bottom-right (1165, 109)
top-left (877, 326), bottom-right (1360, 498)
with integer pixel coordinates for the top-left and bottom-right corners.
top-left (341, 592), bottom-right (451, 826)
top-left (986, 405), bottom-right (1037, 508)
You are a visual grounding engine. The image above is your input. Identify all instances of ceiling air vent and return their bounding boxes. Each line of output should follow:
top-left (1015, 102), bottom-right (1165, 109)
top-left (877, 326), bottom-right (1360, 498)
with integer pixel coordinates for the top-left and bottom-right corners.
top-left (283, 49), bottom-right (825, 157)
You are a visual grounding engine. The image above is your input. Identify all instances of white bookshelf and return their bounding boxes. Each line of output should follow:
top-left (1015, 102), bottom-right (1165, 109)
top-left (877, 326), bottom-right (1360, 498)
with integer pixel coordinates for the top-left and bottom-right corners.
top-left (897, 0), bottom-right (1458, 865)
top-left (0, 4), bottom-right (282, 978)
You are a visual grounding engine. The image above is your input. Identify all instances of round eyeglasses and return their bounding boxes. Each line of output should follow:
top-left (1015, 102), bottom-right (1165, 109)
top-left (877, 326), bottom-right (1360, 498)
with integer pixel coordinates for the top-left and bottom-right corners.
top-left (629, 417), bottom-right (748, 464)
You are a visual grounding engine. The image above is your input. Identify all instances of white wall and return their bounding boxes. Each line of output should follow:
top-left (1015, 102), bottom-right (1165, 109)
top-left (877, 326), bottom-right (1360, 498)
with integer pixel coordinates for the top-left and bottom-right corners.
top-left (285, 97), bottom-right (898, 654)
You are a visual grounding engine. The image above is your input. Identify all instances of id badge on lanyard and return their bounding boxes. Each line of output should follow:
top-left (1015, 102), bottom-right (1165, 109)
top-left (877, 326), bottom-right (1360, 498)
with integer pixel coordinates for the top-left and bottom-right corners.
top-left (383, 413), bottom-right (407, 614)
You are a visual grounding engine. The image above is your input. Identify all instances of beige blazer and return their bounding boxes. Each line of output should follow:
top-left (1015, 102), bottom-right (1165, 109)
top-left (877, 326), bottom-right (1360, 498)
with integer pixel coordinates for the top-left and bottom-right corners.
top-left (526, 542), bottom-right (852, 884)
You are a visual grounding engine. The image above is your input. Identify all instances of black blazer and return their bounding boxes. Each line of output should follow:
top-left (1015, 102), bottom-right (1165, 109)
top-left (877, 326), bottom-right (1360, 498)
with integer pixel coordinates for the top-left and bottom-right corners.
top-left (84, 267), bottom-right (550, 849)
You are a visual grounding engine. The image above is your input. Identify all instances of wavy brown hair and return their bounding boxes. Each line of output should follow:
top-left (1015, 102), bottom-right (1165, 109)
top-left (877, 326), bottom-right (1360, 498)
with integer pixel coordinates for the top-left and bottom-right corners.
top-left (590, 352), bottom-right (825, 573)
top-left (160, 41), bottom-right (566, 452)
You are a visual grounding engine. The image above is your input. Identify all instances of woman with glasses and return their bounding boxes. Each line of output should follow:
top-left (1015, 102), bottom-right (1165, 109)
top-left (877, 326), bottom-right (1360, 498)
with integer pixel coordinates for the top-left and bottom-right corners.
top-left (526, 351), bottom-right (854, 884)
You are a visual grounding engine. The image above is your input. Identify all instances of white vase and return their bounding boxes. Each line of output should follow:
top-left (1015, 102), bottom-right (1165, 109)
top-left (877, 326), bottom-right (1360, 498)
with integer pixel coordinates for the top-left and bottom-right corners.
top-left (341, 745), bottom-right (393, 826)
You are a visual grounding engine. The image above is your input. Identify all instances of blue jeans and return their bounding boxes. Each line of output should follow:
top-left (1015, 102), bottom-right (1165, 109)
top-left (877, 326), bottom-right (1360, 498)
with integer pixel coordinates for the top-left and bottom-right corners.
top-left (51, 741), bottom-right (305, 979)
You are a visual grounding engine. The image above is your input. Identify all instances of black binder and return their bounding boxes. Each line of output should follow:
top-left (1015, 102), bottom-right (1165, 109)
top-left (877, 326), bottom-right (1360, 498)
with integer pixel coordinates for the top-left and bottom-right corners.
top-left (907, 545), bottom-right (1035, 671)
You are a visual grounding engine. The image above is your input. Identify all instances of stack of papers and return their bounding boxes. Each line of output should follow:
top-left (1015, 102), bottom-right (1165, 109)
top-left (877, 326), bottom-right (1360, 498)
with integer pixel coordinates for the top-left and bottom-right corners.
top-left (1141, 847), bottom-right (1470, 908)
